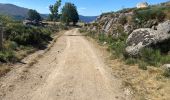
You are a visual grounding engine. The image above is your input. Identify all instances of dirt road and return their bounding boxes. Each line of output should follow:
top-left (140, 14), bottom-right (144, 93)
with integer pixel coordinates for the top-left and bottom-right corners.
top-left (0, 29), bottom-right (130, 100)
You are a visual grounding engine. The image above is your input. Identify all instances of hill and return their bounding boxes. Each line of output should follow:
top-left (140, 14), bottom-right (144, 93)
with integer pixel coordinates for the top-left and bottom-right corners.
top-left (79, 15), bottom-right (97, 23)
top-left (0, 3), bottom-right (97, 22)
top-left (0, 3), bottom-right (29, 20)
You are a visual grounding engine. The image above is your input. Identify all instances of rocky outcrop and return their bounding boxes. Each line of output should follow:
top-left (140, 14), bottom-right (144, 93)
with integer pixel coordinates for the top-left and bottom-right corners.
top-left (126, 20), bottom-right (170, 56)
top-left (124, 24), bottom-right (134, 34)
top-left (88, 12), bottom-right (133, 34)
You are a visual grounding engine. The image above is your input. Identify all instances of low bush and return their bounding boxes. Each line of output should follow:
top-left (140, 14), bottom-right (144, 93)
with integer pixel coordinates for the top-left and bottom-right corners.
top-left (138, 61), bottom-right (148, 70)
top-left (139, 48), bottom-right (162, 67)
top-left (163, 69), bottom-right (170, 77)
top-left (133, 6), bottom-right (170, 24)
top-left (125, 58), bottom-right (137, 65)
top-left (118, 16), bottom-right (128, 25)
top-left (84, 29), bottom-right (170, 70)
top-left (96, 32), bottom-right (128, 58)
top-left (0, 50), bottom-right (16, 62)
top-left (5, 23), bottom-right (52, 48)
top-left (0, 15), bottom-right (54, 63)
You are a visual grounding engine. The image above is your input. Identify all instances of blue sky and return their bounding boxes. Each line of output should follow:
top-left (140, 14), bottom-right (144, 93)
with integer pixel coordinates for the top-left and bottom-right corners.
top-left (0, 0), bottom-right (169, 16)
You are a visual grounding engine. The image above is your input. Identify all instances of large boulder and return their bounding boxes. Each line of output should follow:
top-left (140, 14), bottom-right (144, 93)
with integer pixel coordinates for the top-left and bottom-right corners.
top-left (125, 20), bottom-right (170, 56)
top-left (157, 20), bottom-right (170, 35)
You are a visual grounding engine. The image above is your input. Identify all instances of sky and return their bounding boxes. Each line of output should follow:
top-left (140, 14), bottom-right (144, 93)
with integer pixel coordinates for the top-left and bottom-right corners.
top-left (0, 0), bottom-right (169, 16)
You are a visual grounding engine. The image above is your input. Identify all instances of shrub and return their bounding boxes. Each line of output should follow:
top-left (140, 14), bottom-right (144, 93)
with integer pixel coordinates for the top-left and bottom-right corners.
top-left (5, 23), bottom-right (52, 48)
top-left (58, 24), bottom-right (68, 30)
top-left (163, 69), bottom-right (170, 77)
top-left (140, 48), bottom-right (162, 67)
top-left (138, 61), bottom-right (148, 70)
top-left (125, 58), bottom-right (137, 65)
top-left (118, 16), bottom-right (127, 25)
top-left (4, 41), bottom-right (18, 50)
top-left (133, 7), bottom-right (166, 23)
top-left (0, 50), bottom-right (16, 62)
top-left (95, 32), bottom-right (127, 58)
top-left (79, 28), bottom-right (86, 33)
top-left (98, 33), bottom-right (106, 43)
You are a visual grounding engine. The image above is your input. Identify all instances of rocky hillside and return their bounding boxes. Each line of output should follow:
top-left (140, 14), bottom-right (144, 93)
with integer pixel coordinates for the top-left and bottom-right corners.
top-left (85, 1), bottom-right (170, 56)
top-left (81, 2), bottom-right (170, 99)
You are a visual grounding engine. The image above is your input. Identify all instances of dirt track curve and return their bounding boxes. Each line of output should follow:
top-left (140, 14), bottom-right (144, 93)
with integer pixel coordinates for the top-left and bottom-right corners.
top-left (0, 28), bottom-right (131, 100)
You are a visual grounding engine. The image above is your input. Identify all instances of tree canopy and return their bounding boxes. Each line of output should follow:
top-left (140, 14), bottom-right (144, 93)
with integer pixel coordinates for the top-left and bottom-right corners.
top-left (49, 0), bottom-right (61, 21)
top-left (28, 9), bottom-right (42, 21)
top-left (60, 2), bottom-right (79, 25)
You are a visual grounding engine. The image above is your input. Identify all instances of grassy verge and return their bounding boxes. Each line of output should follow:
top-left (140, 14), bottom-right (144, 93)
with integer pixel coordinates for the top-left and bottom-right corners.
top-left (80, 28), bottom-right (170, 99)
top-left (80, 28), bottom-right (170, 76)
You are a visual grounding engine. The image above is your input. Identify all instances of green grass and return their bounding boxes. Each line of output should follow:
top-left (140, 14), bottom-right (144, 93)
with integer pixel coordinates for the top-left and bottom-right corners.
top-left (163, 69), bottom-right (170, 77)
top-left (0, 50), bottom-right (16, 62)
top-left (125, 58), bottom-right (137, 65)
top-left (0, 15), bottom-right (57, 63)
top-left (83, 29), bottom-right (170, 73)
top-left (138, 61), bottom-right (148, 70)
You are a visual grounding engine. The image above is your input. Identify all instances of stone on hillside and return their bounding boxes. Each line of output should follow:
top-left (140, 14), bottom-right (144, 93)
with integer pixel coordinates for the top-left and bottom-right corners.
top-left (102, 19), bottom-right (114, 33)
top-left (126, 28), bottom-right (157, 56)
top-left (126, 20), bottom-right (170, 56)
top-left (144, 20), bottom-right (158, 28)
top-left (157, 20), bottom-right (170, 34)
top-left (124, 24), bottom-right (134, 34)
top-left (162, 64), bottom-right (170, 71)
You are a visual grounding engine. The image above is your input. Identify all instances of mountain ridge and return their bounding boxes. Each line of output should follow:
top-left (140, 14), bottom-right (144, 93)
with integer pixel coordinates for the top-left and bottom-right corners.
top-left (0, 3), bottom-right (97, 22)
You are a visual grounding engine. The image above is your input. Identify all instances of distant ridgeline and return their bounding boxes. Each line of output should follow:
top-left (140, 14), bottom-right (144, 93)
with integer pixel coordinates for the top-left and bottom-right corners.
top-left (0, 3), bottom-right (97, 22)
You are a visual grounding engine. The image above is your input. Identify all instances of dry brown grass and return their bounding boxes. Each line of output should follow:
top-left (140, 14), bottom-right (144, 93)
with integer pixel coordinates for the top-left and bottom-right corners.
top-left (0, 65), bottom-right (11, 77)
top-left (86, 34), bottom-right (170, 100)
top-left (110, 59), bottom-right (170, 100)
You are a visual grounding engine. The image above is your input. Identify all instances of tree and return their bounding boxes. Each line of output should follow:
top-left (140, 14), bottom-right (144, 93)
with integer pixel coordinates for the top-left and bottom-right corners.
top-left (28, 9), bottom-right (42, 21)
top-left (49, 0), bottom-right (61, 21)
top-left (60, 2), bottom-right (79, 25)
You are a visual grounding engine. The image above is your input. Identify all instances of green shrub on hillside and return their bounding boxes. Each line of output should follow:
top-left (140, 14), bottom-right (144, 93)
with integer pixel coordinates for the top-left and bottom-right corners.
top-left (118, 16), bottom-right (128, 25)
top-left (0, 50), bottom-right (16, 62)
top-left (97, 32), bottom-right (128, 58)
top-left (140, 48), bottom-right (162, 67)
top-left (133, 6), bottom-right (169, 23)
top-left (138, 61), bottom-right (148, 70)
top-left (5, 23), bottom-right (52, 48)
top-left (163, 69), bottom-right (170, 77)
top-left (0, 15), bottom-right (54, 63)
top-left (84, 29), bottom-right (170, 70)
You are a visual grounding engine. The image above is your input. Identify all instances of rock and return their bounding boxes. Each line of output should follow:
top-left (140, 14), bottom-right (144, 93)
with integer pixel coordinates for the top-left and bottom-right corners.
top-left (157, 20), bottom-right (170, 34)
top-left (102, 19), bottom-right (114, 33)
top-left (103, 42), bottom-right (107, 45)
top-left (162, 64), bottom-right (170, 72)
top-left (144, 20), bottom-right (158, 28)
top-left (126, 20), bottom-right (170, 56)
top-left (124, 24), bottom-right (134, 34)
top-left (126, 28), bottom-right (157, 56)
